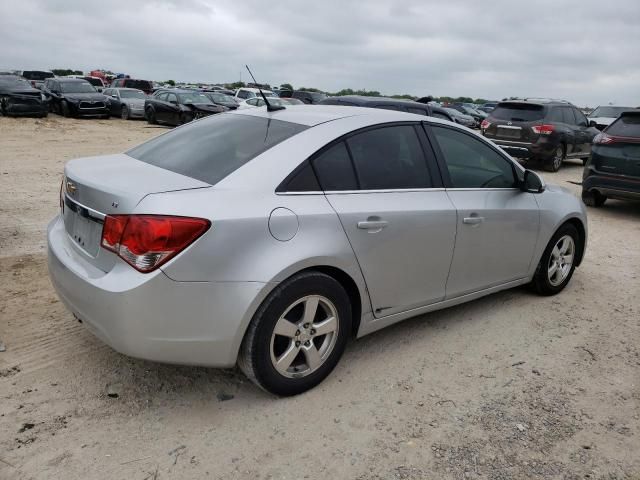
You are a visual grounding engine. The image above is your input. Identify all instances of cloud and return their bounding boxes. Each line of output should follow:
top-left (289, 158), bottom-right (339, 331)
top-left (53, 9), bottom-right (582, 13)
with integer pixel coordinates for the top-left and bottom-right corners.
top-left (1, 0), bottom-right (639, 106)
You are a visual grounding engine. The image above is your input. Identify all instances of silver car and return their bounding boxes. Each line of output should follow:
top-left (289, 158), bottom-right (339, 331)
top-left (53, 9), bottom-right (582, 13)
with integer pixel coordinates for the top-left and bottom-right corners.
top-left (48, 106), bottom-right (587, 396)
top-left (104, 87), bottom-right (147, 119)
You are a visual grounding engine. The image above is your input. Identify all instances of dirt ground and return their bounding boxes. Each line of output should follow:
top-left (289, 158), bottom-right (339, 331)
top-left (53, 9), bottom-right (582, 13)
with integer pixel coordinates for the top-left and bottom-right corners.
top-left (1, 114), bottom-right (639, 480)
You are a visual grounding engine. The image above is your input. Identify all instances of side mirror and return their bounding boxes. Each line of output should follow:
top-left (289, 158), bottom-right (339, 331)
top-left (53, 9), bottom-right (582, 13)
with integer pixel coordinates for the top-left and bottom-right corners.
top-left (522, 170), bottom-right (545, 193)
top-left (111, 94), bottom-right (118, 98)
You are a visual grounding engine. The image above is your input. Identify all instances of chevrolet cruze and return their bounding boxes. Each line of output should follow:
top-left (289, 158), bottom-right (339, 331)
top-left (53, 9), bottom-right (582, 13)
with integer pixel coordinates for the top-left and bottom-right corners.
top-left (48, 105), bottom-right (587, 396)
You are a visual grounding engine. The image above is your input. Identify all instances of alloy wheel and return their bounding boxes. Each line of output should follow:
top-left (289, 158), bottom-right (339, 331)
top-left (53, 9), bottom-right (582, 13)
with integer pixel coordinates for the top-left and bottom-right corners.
top-left (547, 235), bottom-right (575, 286)
top-left (269, 295), bottom-right (339, 378)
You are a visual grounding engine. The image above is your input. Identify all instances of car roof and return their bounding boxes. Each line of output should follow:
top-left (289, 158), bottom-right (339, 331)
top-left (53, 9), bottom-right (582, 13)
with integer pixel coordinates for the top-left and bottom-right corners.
top-left (498, 99), bottom-right (572, 107)
top-left (57, 78), bottom-right (90, 83)
top-left (326, 95), bottom-right (427, 107)
top-left (229, 104), bottom-right (446, 127)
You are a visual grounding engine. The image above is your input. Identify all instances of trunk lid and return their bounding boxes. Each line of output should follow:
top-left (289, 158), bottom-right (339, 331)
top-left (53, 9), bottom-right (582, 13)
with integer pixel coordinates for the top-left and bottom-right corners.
top-left (592, 142), bottom-right (640, 178)
top-left (62, 154), bottom-right (209, 266)
top-left (484, 102), bottom-right (546, 143)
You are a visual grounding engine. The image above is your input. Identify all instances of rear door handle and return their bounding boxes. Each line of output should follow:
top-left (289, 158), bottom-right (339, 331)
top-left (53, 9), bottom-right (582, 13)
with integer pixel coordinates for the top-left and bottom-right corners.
top-left (463, 216), bottom-right (485, 225)
top-left (357, 220), bottom-right (389, 230)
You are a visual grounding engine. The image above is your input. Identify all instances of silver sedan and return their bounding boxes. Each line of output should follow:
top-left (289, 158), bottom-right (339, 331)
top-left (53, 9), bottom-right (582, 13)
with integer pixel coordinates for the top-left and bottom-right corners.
top-left (48, 106), bottom-right (587, 396)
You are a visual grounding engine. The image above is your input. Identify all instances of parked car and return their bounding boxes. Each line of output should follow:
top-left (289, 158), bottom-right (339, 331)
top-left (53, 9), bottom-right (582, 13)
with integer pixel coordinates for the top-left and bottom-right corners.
top-left (482, 100), bottom-right (600, 171)
top-left (450, 104), bottom-right (487, 124)
top-left (145, 90), bottom-right (226, 126)
top-left (48, 106), bottom-right (587, 396)
top-left (42, 78), bottom-right (110, 118)
top-left (443, 107), bottom-right (476, 127)
top-left (235, 87), bottom-right (276, 100)
top-left (587, 105), bottom-right (638, 131)
top-left (236, 97), bottom-right (304, 109)
top-left (110, 78), bottom-right (154, 95)
top-left (21, 70), bottom-right (55, 89)
top-left (319, 95), bottom-right (455, 122)
top-left (202, 91), bottom-right (240, 110)
top-left (478, 102), bottom-right (498, 113)
top-left (279, 90), bottom-right (328, 104)
top-left (103, 88), bottom-right (147, 119)
top-left (0, 75), bottom-right (48, 117)
top-left (582, 111), bottom-right (640, 207)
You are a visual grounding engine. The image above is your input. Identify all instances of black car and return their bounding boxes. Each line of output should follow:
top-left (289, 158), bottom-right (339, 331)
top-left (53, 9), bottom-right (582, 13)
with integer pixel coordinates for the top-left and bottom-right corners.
top-left (0, 75), bottom-right (48, 117)
top-left (202, 91), bottom-right (240, 110)
top-left (42, 78), bottom-right (110, 118)
top-left (280, 90), bottom-right (328, 104)
top-left (451, 103), bottom-right (488, 123)
top-left (319, 95), bottom-right (455, 122)
top-left (145, 90), bottom-right (226, 126)
top-left (21, 70), bottom-right (55, 89)
top-left (582, 111), bottom-right (640, 207)
top-left (482, 99), bottom-right (600, 172)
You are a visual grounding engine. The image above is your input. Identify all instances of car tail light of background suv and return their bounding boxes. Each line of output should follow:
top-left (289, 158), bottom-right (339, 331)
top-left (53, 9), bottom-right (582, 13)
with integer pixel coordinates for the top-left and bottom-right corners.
top-left (531, 124), bottom-right (555, 135)
top-left (101, 215), bottom-right (210, 272)
top-left (480, 119), bottom-right (491, 130)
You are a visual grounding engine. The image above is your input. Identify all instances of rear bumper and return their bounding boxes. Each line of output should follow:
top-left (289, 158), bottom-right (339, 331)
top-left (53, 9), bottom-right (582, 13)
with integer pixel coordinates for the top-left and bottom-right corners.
top-left (47, 215), bottom-right (268, 367)
top-left (489, 138), bottom-right (556, 160)
top-left (582, 169), bottom-right (640, 200)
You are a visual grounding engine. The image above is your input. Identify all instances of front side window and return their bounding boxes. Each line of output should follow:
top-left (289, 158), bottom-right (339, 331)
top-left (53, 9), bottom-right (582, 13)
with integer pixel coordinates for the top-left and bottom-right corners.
top-left (346, 125), bottom-right (431, 190)
top-left (573, 108), bottom-right (588, 127)
top-left (431, 126), bottom-right (516, 189)
top-left (246, 98), bottom-right (259, 106)
top-left (166, 93), bottom-right (177, 104)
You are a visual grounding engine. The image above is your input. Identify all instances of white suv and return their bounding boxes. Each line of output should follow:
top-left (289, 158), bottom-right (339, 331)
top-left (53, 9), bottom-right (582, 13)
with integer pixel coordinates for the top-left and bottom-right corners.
top-left (235, 87), bottom-right (276, 100)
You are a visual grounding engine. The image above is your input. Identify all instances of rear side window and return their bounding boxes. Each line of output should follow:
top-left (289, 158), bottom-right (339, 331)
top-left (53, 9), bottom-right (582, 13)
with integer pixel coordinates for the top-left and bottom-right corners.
top-left (561, 108), bottom-right (575, 125)
top-left (128, 114), bottom-right (308, 185)
top-left (491, 104), bottom-right (545, 122)
top-left (606, 114), bottom-right (640, 137)
top-left (347, 125), bottom-right (431, 189)
top-left (547, 108), bottom-right (563, 123)
top-left (312, 142), bottom-right (358, 191)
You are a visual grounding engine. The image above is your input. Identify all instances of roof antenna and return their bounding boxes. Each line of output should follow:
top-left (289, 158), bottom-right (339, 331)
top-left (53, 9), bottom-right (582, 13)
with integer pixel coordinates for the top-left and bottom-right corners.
top-left (245, 65), bottom-right (285, 112)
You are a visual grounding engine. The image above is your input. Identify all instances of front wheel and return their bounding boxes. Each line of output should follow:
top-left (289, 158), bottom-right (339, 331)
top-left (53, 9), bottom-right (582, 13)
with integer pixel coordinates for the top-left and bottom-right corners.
top-left (238, 271), bottom-right (352, 396)
top-left (146, 108), bottom-right (157, 124)
top-left (531, 223), bottom-right (579, 295)
top-left (61, 101), bottom-right (70, 118)
top-left (582, 189), bottom-right (606, 207)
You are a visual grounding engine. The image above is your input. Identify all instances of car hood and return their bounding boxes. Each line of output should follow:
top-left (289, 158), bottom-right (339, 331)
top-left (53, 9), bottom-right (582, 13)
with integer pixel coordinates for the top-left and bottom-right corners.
top-left (64, 92), bottom-right (106, 102)
top-left (588, 117), bottom-right (614, 125)
top-left (0, 83), bottom-right (41, 95)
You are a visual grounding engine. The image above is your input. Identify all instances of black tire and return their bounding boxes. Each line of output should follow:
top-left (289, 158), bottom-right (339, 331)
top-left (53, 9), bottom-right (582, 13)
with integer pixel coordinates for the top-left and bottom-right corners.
top-left (238, 271), bottom-right (352, 396)
top-left (146, 108), bottom-right (157, 124)
top-left (61, 101), bottom-right (70, 118)
top-left (582, 189), bottom-right (606, 207)
top-left (121, 105), bottom-right (129, 120)
top-left (531, 223), bottom-right (580, 296)
top-left (543, 144), bottom-right (565, 172)
top-left (178, 112), bottom-right (189, 125)
top-left (582, 157), bottom-right (589, 166)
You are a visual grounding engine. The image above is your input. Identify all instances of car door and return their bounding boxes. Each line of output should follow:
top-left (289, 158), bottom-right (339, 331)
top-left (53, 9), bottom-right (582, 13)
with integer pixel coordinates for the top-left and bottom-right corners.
top-left (165, 93), bottom-right (181, 124)
top-left (314, 124), bottom-right (457, 317)
top-left (560, 107), bottom-right (581, 156)
top-left (572, 107), bottom-right (596, 156)
top-left (426, 124), bottom-right (539, 298)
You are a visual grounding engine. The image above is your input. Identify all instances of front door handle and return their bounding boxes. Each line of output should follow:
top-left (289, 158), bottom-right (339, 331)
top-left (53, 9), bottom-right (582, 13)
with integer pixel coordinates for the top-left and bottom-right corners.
top-left (463, 216), bottom-right (485, 225)
top-left (357, 220), bottom-right (389, 231)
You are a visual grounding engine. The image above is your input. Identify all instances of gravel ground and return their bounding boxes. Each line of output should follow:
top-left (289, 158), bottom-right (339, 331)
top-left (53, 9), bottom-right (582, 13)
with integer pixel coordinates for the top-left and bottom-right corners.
top-left (0, 114), bottom-right (639, 480)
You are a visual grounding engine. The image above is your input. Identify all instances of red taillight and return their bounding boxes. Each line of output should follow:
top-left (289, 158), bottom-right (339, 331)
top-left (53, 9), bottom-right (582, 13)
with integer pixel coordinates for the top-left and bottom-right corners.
top-left (480, 119), bottom-right (490, 130)
top-left (101, 215), bottom-right (210, 273)
top-left (532, 124), bottom-right (555, 135)
top-left (593, 132), bottom-right (615, 145)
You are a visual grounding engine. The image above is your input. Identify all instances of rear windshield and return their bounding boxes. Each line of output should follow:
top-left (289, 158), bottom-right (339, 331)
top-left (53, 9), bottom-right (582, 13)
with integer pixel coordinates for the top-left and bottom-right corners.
top-left (491, 103), bottom-right (545, 122)
top-left (125, 79), bottom-right (152, 90)
top-left (606, 114), bottom-right (640, 138)
top-left (22, 71), bottom-right (54, 81)
top-left (127, 114), bottom-right (308, 185)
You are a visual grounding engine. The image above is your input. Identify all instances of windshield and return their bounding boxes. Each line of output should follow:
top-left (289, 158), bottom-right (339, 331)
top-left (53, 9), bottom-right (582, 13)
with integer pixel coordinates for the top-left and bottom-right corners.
top-left (589, 106), bottom-right (636, 118)
top-left (60, 82), bottom-right (97, 93)
top-left (178, 92), bottom-right (212, 104)
top-left (209, 93), bottom-right (237, 103)
top-left (491, 103), bottom-right (545, 122)
top-left (127, 114), bottom-right (308, 185)
top-left (310, 92), bottom-right (327, 102)
top-left (120, 90), bottom-right (146, 99)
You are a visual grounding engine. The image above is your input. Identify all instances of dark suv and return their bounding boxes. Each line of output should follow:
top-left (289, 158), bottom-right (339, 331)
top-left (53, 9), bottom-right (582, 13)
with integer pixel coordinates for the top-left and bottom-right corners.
top-left (482, 100), bottom-right (600, 171)
top-left (42, 78), bottom-right (110, 118)
top-left (279, 90), bottom-right (327, 104)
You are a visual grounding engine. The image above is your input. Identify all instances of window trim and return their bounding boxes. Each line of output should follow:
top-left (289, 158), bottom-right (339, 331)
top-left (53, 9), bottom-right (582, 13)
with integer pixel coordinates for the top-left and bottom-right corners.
top-left (423, 122), bottom-right (522, 190)
top-left (276, 121), bottom-right (444, 194)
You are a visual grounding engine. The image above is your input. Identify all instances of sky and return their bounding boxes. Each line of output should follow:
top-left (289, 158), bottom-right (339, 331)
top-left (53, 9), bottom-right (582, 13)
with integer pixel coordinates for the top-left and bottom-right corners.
top-left (1, 0), bottom-right (639, 107)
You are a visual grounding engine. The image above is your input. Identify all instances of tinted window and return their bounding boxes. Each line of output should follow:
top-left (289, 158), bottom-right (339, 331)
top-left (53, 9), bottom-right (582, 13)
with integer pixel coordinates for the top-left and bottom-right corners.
top-left (312, 142), bottom-right (358, 191)
top-left (246, 98), bottom-right (259, 106)
top-left (547, 107), bottom-right (563, 122)
top-left (573, 108), bottom-right (588, 126)
top-left (589, 106), bottom-right (636, 118)
top-left (491, 103), bottom-right (545, 122)
top-left (377, 105), bottom-right (401, 111)
top-left (347, 125), bottom-right (431, 190)
top-left (561, 107), bottom-right (575, 125)
top-left (157, 92), bottom-right (168, 101)
top-left (166, 93), bottom-right (177, 103)
top-left (124, 79), bottom-right (152, 91)
top-left (407, 107), bottom-right (428, 116)
top-left (128, 115), bottom-right (308, 185)
top-left (431, 126), bottom-right (516, 188)
top-left (237, 90), bottom-right (249, 99)
top-left (279, 162), bottom-right (321, 192)
top-left (606, 114), bottom-right (640, 137)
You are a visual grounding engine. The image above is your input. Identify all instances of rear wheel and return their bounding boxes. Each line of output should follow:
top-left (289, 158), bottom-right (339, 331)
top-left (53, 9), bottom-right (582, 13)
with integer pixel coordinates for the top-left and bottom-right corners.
top-left (582, 189), bottom-right (606, 207)
top-left (238, 271), bottom-right (352, 396)
top-left (146, 108), bottom-right (156, 124)
top-left (544, 144), bottom-right (564, 172)
top-left (531, 223), bottom-right (579, 295)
